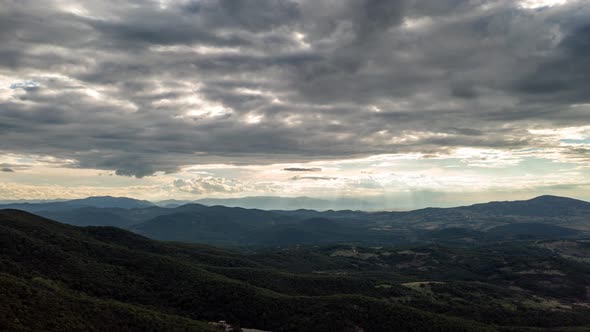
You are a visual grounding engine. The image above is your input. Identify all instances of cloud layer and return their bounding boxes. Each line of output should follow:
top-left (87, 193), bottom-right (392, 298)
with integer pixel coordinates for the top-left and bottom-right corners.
top-left (1, 0), bottom-right (589, 183)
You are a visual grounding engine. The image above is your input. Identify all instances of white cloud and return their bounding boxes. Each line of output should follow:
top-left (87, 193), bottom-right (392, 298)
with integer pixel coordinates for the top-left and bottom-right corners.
top-left (519, 0), bottom-right (569, 9)
top-left (173, 177), bottom-right (248, 195)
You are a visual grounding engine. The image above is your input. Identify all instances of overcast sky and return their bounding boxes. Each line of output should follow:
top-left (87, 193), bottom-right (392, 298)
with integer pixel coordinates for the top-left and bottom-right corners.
top-left (1, 0), bottom-right (589, 208)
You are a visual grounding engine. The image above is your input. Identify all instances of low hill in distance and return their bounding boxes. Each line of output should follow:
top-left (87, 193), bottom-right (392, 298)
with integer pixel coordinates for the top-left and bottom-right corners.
top-left (487, 222), bottom-right (580, 239)
top-left (463, 195), bottom-right (590, 217)
top-left (0, 196), bottom-right (153, 212)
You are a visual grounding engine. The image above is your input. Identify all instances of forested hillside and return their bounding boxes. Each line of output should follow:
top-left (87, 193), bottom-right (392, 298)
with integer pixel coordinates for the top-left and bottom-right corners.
top-left (2, 209), bottom-right (590, 331)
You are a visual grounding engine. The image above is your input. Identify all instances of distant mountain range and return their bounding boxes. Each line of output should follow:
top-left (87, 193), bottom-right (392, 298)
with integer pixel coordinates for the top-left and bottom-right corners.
top-left (10, 194), bottom-right (587, 213)
top-left (0, 196), bottom-right (153, 211)
top-left (1, 195), bottom-right (589, 246)
top-left (0, 195), bottom-right (380, 210)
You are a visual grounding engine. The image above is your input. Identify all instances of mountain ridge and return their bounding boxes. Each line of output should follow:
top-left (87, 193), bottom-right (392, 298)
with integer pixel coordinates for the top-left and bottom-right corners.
top-left (3, 194), bottom-right (588, 213)
top-left (2, 195), bottom-right (589, 246)
top-left (0, 196), bottom-right (153, 212)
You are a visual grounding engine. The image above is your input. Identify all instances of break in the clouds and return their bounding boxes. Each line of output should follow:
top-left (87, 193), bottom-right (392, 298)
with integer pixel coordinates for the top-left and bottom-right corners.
top-left (0, 0), bottom-right (589, 207)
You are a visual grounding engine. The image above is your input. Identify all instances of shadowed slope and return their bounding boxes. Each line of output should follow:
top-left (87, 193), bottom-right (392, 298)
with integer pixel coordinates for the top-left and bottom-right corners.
top-left (0, 209), bottom-right (492, 332)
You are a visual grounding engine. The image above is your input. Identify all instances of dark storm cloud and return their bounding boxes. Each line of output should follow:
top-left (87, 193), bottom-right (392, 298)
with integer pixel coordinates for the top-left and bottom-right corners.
top-left (1, 0), bottom-right (589, 177)
top-left (514, 22), bottom-right (590, 104)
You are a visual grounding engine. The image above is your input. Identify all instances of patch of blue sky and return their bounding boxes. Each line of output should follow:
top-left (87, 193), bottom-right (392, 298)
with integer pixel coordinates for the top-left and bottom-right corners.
top-left (561, 138), bottom-right (590, 144)
top-left (9, 81), bottom-right (40, 90)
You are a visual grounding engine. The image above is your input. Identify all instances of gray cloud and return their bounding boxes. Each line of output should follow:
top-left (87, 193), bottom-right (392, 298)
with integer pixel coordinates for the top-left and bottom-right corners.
top-left (283, 167), bottom-right (322, 172)
top-left (173, 175), bottom-right (278, 194)
top-left (290, 175), bottom-right (337, 181)
top-left (173, 177), bottom-right (246, 194)
top-left (1, 0), bottom-right (589, 177)
top-left (0, 163), bottom-right (30, 172)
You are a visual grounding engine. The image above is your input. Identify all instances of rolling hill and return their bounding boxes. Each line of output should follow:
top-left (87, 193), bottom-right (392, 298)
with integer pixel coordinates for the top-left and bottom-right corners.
top-left (486, 222), bottom-right (580, 239)
top-left (2, 210), bottom-right (590, 330)
top-left (1, 209), bottom-right (501, 331)
top-left (463, 195), bottom-right (590, 217)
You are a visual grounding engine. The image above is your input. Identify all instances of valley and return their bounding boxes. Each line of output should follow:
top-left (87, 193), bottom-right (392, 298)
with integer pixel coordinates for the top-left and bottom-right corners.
top-left (2, 196), bottom-right (590, 331)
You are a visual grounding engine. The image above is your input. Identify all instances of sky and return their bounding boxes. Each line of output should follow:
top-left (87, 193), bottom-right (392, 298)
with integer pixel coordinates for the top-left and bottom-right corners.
top-left (0, 0), bottom-right (589, 209)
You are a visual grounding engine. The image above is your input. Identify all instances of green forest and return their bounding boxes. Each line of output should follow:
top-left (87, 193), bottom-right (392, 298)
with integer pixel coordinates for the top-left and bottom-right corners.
top-left (2, 209), bottom-right (590, 331)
